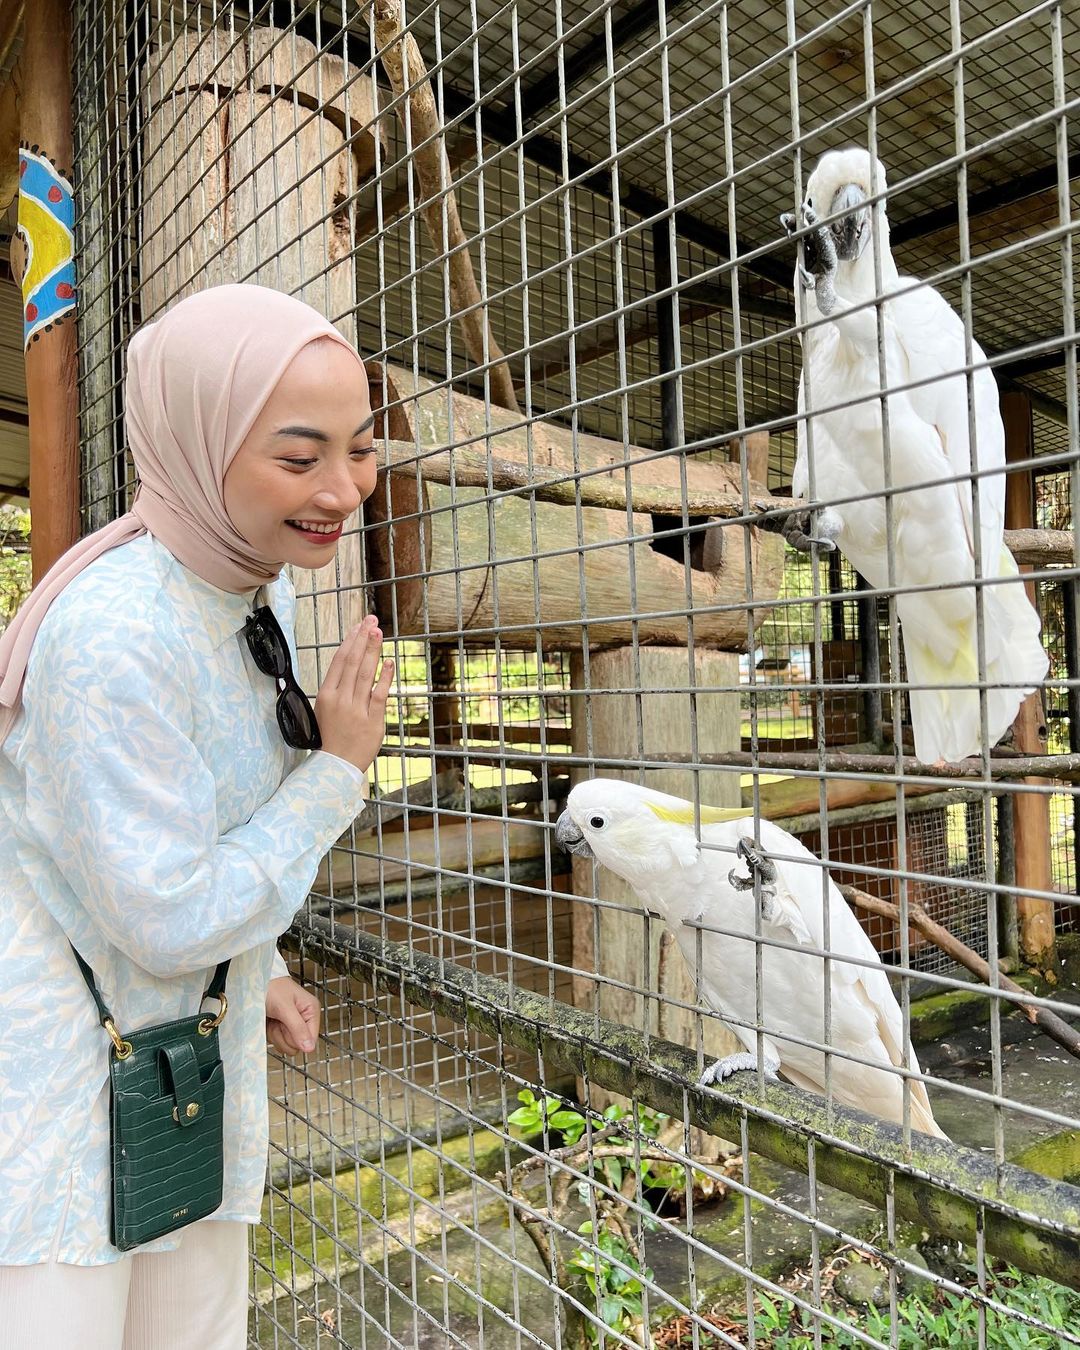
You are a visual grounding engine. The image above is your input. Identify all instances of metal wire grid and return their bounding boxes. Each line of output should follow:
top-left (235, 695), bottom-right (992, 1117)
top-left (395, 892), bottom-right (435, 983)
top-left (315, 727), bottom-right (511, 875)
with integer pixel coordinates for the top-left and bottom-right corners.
top-left (1035, 468), bottom-right (1079, 910)
top-left (68, 0), bottom-right (1080, 1346)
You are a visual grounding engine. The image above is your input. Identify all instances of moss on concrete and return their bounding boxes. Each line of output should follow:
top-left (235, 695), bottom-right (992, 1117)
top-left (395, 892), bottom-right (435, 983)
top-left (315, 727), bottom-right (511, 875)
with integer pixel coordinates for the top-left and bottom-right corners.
top-left (254, 1126), bottom-right (510, 1292)
top-left (1011, 1129), bottom-right (1080, 1185)
top-left (283, 917), bottom-right (1080, 1289)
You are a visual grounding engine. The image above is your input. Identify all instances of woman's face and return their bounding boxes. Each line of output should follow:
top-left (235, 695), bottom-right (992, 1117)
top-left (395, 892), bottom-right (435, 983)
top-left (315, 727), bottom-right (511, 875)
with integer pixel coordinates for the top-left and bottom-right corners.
top-left (224, 338), bottom-right (377, 569)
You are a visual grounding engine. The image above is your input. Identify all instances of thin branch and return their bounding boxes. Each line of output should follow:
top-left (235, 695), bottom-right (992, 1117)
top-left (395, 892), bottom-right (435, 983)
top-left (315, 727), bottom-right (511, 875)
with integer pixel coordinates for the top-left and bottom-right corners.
top-left (376, 440), bottom-right (1075, 565)
top-left (842, 886), bottom-right (1080, 1062)
top-left (648, 748), bottom-right (1080, 783)
top-left (373, 1), bottom-right (519, 413)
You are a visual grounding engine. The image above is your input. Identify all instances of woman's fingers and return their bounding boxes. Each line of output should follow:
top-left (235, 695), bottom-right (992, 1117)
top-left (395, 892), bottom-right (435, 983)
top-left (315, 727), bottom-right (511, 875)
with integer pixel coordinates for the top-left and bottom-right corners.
top-left (333, 618), bottom-right (379, 704)
top-left (319, 620), bottom-right (365, 692)
top-left (313, 619), bottom-right (393, 773)
top-left (372, 655), bottom-right (395, 704)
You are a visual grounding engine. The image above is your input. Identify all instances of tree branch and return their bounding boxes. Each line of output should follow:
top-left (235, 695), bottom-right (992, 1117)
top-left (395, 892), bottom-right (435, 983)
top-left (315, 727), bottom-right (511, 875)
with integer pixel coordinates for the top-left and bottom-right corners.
top-left (373, 2), bottom-right (519, 413)
top-left (377, 440), bottom-right (1075, 565)
top-left (841, 885), bottom-right (1080, 1062)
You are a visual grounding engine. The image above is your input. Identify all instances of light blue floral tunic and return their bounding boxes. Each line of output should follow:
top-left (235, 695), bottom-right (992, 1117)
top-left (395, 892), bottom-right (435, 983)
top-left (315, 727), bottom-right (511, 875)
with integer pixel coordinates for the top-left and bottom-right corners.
top-left (0, 532), bottom-right (366, 1265)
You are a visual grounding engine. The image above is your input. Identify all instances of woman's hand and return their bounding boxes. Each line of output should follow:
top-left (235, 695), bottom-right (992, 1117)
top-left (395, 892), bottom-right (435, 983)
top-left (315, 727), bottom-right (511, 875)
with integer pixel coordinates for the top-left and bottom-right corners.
top-left (314, 616), bottom-right (394, 774)
top-left (266, 975), bottom-right (321, 1057)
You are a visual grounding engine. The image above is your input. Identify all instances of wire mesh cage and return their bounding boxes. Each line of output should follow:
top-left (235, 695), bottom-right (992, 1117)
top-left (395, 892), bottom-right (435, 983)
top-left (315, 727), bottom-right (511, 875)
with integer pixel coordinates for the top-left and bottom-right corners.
top-left (70, 0), bottom-right (1080, 1346)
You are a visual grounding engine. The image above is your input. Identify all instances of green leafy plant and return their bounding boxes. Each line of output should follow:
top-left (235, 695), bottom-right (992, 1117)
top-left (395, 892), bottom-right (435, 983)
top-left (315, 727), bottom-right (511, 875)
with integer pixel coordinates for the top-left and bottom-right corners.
top-left (507, 1089), bottom-right (588, 1145)
top-left (568, 1220), bottom-right (653, 1346)
top-left (708, 1262), bottom-right (1080, 1349)
top-left (0, 505), bottom-right (31, 632)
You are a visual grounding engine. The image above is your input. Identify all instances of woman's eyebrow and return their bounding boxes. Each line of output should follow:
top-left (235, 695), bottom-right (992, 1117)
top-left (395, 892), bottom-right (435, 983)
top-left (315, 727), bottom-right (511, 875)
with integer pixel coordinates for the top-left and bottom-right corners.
top-left (272, 414), bottom-right (375, 442)
top-left (274, 426), bottom-right (329, 442)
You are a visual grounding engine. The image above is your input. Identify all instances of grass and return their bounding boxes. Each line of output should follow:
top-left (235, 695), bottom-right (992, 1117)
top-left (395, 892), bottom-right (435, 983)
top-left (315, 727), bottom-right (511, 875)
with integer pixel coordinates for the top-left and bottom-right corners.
top-left (655, 1259), bottom-right (1080, 1348)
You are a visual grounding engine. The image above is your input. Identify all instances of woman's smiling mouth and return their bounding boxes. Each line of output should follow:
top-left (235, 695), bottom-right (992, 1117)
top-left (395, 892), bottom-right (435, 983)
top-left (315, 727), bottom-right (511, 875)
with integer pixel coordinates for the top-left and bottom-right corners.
top-left (286, 519), bottom-right (344, 542)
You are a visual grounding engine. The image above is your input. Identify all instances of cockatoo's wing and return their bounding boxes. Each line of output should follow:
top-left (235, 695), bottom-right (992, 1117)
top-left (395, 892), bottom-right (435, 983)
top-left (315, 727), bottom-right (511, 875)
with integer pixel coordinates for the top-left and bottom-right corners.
top-left (888, 280), bottom-right (1004, 574)
top-left (736, 821), bottom-right (946, 1137)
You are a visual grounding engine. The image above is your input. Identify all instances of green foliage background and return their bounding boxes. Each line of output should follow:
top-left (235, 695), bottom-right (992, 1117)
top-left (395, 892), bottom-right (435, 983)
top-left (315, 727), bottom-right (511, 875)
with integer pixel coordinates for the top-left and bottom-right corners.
top-left (0, 505), bottom-right (30, 632)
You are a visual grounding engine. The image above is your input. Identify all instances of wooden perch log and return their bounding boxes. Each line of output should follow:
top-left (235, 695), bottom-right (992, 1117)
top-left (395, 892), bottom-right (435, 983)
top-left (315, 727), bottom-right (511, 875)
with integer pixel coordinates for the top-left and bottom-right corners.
top-left (376, 439), bottom-right (1075, 566)
top-left (361, 772), bottom-right (570, 831)
top-left (365, 368), bottom-right (785, 650)
top-left (843, 886), bottom-right (1080, 1062)
top-left (316, 814), bottom-right (547, 891)
top-left (651, 748), bottom-right (1080, 784)
top-left (373, 0), bottom-right (519, 413)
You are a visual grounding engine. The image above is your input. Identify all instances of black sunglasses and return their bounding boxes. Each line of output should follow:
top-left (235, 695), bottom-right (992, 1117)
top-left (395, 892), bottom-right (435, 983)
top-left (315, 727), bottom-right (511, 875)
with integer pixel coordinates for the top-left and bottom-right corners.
top-left (242, 605), bottom-right (322, 751)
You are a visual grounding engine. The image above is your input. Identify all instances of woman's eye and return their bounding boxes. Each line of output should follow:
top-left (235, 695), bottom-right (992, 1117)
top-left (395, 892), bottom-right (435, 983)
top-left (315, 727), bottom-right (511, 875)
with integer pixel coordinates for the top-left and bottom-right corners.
top-left (351, 446), bottom-right (375, 458)
top-left (282, 458), bottom-right (317, 468)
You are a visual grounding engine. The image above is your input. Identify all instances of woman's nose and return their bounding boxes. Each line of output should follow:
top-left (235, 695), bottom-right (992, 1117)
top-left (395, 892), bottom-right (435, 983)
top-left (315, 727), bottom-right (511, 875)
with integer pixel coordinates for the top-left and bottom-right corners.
top-left (313, 462), bottom-right (362, 515)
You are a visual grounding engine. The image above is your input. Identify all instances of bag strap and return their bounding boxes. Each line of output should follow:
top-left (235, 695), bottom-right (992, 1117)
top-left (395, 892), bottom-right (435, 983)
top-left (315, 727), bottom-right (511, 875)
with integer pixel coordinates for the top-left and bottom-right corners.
top-left (69, 942), bottom-right (230, 1032)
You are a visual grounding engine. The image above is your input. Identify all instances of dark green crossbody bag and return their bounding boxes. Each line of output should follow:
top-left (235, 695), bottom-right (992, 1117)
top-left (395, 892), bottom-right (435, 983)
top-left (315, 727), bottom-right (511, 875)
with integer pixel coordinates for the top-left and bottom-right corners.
top-left (70, 947), bottom-right (230, 1251)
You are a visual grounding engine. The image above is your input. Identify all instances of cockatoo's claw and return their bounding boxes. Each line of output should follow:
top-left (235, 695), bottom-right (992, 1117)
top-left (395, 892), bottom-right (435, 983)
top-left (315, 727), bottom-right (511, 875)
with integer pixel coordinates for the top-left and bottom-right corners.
top-left (698, 1049), bottom-right (780, 1089)
top-left (736, 836), bottom-right (777, 886)
top-left (780, 506), bottom-right (841, 554)
top-left (796, 203), bottom-right (839, 313)
top-left (780, 210), bottom-right (798, 237)
top-left (728, 837), bottom-right (783, 922)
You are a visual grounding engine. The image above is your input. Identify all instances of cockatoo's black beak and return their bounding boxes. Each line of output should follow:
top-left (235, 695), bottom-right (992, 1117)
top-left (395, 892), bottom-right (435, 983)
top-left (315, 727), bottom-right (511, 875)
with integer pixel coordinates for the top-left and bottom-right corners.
top-left (830, 183), bottom-right (870, 261)
top-left (555, 810), bottom-right (593, 858)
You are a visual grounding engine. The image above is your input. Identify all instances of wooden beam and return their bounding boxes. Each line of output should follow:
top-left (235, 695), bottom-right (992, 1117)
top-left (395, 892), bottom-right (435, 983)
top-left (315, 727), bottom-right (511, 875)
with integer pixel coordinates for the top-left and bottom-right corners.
top-left (0, 2), bottom-right (23, 73)
top-left (375, 439), bottom-right (1076, 565)
top-left (1002, 390), bottom-right (1057, 970)
top-left (19, 0), bottom-right (78, 580)
top-left (373, 0), bottom-right (519, 413)
top-left (891, 152), bottom-right (1080, 247)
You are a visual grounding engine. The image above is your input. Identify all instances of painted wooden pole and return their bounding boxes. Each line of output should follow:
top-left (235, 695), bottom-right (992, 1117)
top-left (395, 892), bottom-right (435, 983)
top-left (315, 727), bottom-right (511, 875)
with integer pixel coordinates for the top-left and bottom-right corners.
top-left (1001, 391), bottom-right (1057, 969)
top-left (17, 0), bottom-right (79, 580)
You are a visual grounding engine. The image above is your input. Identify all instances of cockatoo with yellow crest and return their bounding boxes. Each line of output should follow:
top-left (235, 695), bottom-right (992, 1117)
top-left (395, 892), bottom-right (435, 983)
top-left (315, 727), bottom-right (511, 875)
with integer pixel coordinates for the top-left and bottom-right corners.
top-left (781, 146), bottom-right (1046, 764)
top-left (556, 779), bottom-right (946, 1137)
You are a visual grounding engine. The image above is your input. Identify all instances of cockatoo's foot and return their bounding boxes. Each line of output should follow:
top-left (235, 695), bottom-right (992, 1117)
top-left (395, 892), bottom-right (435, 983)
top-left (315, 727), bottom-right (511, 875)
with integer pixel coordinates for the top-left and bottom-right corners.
top-left (780, 210), bottom-right (818, 290)
top-left (801, 204), bottom-right (838, 315)
top-left (780, 505), bottom-right (841, 553)
top-left (728, 836), bottom-right (783, 923)
top-left (698, 1048), bottom-right (781, 1089)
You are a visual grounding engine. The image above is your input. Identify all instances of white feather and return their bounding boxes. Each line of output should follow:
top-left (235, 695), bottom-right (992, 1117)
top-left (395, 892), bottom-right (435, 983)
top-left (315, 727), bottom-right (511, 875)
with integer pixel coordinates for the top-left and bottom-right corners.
top-left (566, 780), bottom-right (947, 1137)
top-left (792, 147), bottom-right (1047, 763)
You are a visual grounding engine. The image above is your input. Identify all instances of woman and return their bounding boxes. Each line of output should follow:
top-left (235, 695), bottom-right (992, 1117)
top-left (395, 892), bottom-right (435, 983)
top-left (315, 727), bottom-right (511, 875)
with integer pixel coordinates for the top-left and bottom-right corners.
top-left (0, 284), bottom-right (394, 1348)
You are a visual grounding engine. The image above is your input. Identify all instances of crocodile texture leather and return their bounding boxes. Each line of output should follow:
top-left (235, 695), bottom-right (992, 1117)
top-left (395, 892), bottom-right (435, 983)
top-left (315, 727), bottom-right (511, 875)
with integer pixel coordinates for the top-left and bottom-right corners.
top-left (109, 1012), bottom-right (225, 1251)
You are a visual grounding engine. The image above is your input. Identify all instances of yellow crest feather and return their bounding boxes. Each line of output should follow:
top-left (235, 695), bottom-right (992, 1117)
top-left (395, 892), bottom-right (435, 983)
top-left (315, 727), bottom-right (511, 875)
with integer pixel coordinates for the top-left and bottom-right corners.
top-left (645, 802), bottom-right (746, 825)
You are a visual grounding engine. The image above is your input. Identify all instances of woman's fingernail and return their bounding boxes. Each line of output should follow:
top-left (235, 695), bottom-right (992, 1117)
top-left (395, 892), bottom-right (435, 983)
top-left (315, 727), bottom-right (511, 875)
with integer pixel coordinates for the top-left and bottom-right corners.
top-left (302, 1038), bottom-right (316, 1052)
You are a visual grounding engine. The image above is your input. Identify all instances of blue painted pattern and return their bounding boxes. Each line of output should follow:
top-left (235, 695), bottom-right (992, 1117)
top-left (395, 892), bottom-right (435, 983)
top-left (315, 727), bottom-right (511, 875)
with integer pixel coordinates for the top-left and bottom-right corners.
top-left (17, 148), bottom-right (77, 346)
top-left (0, 533), bottom-right (366, 1265)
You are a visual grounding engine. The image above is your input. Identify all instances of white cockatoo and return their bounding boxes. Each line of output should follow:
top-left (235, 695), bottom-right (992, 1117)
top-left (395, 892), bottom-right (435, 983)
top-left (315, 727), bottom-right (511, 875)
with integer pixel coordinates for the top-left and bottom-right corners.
top-left (556, 779), bottom-right (946, 1137)
top-left (781, 146), bottom-right (1047, 764)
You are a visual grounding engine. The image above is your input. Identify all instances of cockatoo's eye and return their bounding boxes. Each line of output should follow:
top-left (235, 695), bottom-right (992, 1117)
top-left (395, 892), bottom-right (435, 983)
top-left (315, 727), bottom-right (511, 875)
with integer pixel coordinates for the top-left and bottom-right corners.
top-left (588, 813), bottom-right (607, 830)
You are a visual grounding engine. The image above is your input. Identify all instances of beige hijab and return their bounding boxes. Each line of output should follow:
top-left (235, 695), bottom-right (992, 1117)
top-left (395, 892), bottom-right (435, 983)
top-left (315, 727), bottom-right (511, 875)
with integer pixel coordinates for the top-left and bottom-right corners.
top-left (0, 283), bottom-right (367, 745)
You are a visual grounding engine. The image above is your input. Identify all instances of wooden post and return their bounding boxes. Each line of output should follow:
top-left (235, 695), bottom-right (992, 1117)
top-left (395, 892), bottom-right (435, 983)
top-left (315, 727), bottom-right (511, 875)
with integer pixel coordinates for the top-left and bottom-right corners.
top-left (140, 23), bottom-right (383, 693)
top-left (17, 0), bottom-right (79, 579)
top-left (569, 646), bottom-right (743, 1145)
top-left (738, 431), bottom-right (770, 491)
top-left (1002, 391), bottom-right (1057, 969)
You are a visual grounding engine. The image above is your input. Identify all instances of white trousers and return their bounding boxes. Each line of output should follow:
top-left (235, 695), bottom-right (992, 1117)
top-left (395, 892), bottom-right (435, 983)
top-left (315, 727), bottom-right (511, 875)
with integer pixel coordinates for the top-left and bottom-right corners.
top-left (0, 1220), bottom-right (249, 1350)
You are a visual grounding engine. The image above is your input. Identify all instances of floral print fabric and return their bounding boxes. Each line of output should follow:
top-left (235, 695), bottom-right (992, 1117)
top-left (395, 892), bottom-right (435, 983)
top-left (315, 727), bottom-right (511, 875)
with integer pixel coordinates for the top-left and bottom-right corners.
top-left (0, 533), bottom-right (365, 1264)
